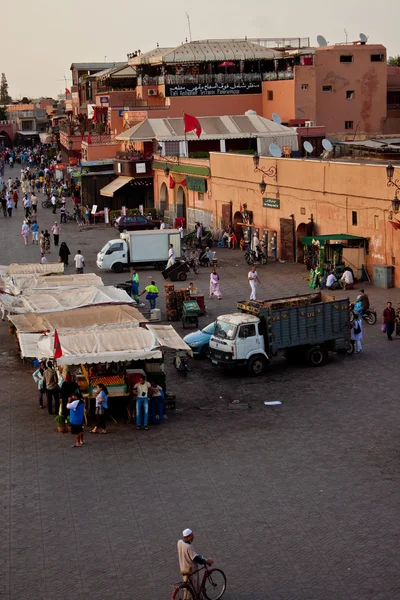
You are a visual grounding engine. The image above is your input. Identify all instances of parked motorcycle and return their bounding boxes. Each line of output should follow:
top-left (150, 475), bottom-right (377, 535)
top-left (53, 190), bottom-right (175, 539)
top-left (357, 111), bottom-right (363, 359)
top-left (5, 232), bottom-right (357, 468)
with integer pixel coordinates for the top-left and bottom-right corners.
top-left (173, 352), bottom-right (190, 377)
top-left (349, 303), bottom-right (377, 325)
top-left (244, 248), bottom-right (267, 265)
top-left (185, 257), bottom-right (199, 275)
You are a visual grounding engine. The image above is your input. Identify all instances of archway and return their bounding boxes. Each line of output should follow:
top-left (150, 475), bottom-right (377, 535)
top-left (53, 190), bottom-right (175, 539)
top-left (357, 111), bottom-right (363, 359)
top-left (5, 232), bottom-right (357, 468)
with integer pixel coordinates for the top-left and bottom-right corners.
top-left (233, 210), bottom-right (243, 239)
top-left (160, 182), bottom-right (168, 215)
top-left (176, 186), bottom-right (186, 222)
top-left (296, 222), bottom-right (308, 263)
top-left (0, 131), bottom-right (12, 148)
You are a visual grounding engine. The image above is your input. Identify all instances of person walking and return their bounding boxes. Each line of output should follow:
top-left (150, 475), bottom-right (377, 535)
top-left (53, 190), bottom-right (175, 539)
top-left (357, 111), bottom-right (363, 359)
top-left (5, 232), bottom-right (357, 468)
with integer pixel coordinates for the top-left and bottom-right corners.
top-left (31, 192), bottom-right (38, 214)
top-left (383, 301), bottom-right (396, 341)
top-left (74, 250), bottom-right (85, 274)
top-left (21, 221), bottom-right (29, 245)
top-left (59, 241), bottom-right (71, 266)
top-left (133, 375), bottom-right (151, 430)
top-left (43, 361), bottom-right (60, 415)
top-left (1, 195), bottom-right (6, 217)
top-left (84, 205), bottom-right (90, 225)
top-left (13, 188), bottom-right (19, 209)
top-left (352, 313), bottom-right (363, 353)
top-left (140, 280), bottom-right (159, 310)
top-left (60, 202), bottom-right (66, 224)
top-left (130, 267), bottom-right (141, 305)
top-left (67, 392), bottom-right (85, 447)
top-left (91, 383), bottom-right (108, 434)
top-left (60, 371), bottom-right (80, 418)
top-left (23, 194), bottom-right (31, 217)
top-left (51, 222), bottom-right (61, 246)
top-left (39, 230), bottom-right (45, 254)
top-left (177, 529), bottom-right (213, 595)
top-left (209, 268), bottom-right (222, 299)
top-left (43, 229), bottom-right (51, 253)
top-left (248, 266), bottom-right (261, 301)
top-left (32, 361), bottom-right (46, 409)
top-left (51, 193), bottom-right (57, 214)
top-left (6, 196), bottom-right (12, 217)
top-left (167, 243), bottom-right (176, 268)
top-left (31, 220), bottom-right (39, 244)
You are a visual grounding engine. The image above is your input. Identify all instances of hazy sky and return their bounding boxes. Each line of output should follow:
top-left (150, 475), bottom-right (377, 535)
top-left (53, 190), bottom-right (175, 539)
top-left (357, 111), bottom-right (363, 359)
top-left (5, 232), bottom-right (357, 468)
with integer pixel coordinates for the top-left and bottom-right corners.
top-left (3, 0), bottom-right (398, 99)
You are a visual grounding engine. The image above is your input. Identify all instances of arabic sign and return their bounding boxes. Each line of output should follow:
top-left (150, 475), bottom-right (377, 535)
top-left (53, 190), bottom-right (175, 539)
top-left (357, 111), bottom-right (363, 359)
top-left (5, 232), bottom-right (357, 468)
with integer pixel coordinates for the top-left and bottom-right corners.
top-left (263, 198), bottom-right (280, 209)
top-left (186, 176), bottom-right (207, 193)
top-left (99, 96), bottom-right (109, 104)
top-left (165, 82), bottom-right (262, 97)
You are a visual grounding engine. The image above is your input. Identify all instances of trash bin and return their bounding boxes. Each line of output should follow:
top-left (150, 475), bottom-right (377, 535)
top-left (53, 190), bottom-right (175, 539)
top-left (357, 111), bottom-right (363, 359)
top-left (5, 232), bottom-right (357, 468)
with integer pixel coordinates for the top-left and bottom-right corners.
top-left (162, 260), bottom-right (190, 282)
top-left (373, 264), bottom-right (394, 289)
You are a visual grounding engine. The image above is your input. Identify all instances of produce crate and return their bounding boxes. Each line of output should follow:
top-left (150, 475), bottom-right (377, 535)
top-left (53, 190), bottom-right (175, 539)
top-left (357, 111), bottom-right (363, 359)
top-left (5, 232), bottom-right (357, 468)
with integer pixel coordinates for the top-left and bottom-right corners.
top-left (182, 300), bottom-right (200, 315)
top-left (89, 383), bottom-right (128, 396)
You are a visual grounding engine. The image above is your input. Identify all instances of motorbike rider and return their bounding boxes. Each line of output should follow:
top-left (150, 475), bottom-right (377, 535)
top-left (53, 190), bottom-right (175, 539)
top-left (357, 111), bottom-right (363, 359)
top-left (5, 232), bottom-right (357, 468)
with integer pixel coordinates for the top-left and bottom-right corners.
top-left (354, 289), bottom-right (370, 317)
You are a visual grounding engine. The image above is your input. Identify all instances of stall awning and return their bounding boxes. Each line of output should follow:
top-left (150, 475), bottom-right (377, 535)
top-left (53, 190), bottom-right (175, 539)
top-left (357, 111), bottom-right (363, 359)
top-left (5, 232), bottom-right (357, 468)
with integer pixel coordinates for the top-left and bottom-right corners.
top-left (301, 234), bottom-right (366, 245)
top-left (146, 324), bottom-right (192, 354)
top-left (2, 262), bottom-right (65, 276)
top-left (5, 273), bottom-right (104, 295)
top-left (100, 176), bottom-right (132, 197)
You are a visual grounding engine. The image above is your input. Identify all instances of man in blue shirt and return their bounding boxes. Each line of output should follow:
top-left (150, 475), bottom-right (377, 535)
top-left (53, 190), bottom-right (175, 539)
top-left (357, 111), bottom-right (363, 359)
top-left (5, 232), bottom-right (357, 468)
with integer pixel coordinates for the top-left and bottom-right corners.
top-left (67, 393), bottom-right (85, 447)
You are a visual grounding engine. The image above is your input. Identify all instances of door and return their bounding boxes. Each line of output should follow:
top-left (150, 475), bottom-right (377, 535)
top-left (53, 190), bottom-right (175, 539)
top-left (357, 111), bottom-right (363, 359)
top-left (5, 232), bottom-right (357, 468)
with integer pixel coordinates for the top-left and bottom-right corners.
top-left (296, 223), bottom-right (308, 264)
top-left (280, 218), bottom-right (295, 262)
top-left (221, 202), bottom-right (232, 230)
top-left (105, 241), bottom-right (127, 267)
top-left (236, 323), bottom-right (261, 360)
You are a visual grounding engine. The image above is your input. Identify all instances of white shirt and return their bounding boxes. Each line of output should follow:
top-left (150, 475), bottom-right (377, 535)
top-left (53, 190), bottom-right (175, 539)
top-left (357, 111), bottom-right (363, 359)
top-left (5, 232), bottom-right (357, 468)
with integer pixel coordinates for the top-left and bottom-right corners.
top-left (168, 247), bottom-right (175, 259)
top-left (253, 236), bottom-right (260, 248)
top-left (134, 381), bottom-right (151, 397)
top-left (40, 256), bottom-right (48, 264)
top-left (341, 270), bottom-right (354, 284)
top-left (160, 222), bottom-right (166, 230)
top-left (51, 225), bottom-right (60, 235)
top-left (51, 195), bottom-right (56, 205)
top-left (179, 226), bottom-right (184, 238)
top-left (248, 270), bottom-right (258, 281)
top-left (74, 254), bottom-right (85, 268)
top-left (326, 273), bottom-right (337, 287)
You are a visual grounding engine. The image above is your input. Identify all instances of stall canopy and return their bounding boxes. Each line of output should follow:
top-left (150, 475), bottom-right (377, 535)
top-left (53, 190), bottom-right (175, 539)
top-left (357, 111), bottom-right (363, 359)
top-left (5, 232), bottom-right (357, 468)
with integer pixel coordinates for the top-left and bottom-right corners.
top-left (2, 262), bottom-right (65, 276)
top-left (9, 305), bottom-right (147, 333)
top-left (31, 327), bottom-right (161, 365)
top-left (100, 176), bottom-right (133, 197)
top-left (0, 286), bottom-right (133, 314)
top-left (146, 324), bottom-right (192, 353)
top-left (5, 273), bottom-right (104, 295)
top-left (301, 234), bottom-right (366, 245)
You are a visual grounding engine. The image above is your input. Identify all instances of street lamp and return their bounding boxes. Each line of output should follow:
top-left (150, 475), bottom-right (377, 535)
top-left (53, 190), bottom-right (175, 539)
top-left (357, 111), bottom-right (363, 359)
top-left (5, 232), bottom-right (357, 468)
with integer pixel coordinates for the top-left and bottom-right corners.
top-left (253, 153), bottom-right (277, 183)
top-left (253, 152), bottom-right (260, 168)
top-left (386, 163), bottom-right (400, 213)
top-left (392, 191), bottom-right (400, 214)
top-left (164, 166), bottom-right (170, 177)
top-left (259, 178), bottom-right (267, 194)
top-left (386, 162), bottom-right (395, 181)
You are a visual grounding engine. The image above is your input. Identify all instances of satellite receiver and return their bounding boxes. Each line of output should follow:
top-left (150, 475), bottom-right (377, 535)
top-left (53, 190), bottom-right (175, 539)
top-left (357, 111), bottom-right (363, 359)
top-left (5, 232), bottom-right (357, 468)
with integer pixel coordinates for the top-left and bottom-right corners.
top-left (272, 113), bottom-right (282, 125)
top-left (359, 33), bottom-right (368, 43)
top-left (269, 143), bottom-right (282, 158)
top-left (322, 139), bottom-right (333, 152)
top-left (303, 141), bottom-right (314, 157)
top-left (317, 35), bottom-right (328, 47)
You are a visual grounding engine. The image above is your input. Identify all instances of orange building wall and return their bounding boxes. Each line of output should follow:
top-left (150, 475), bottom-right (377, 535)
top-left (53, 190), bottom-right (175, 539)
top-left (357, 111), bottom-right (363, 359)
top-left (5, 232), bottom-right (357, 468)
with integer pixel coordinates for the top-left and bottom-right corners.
top-left (294, 66), bottom-right (317, 122)
top-left (81, 142), bottom-right (121, 161)
top-left (261, 80), bottom-right (295, 122)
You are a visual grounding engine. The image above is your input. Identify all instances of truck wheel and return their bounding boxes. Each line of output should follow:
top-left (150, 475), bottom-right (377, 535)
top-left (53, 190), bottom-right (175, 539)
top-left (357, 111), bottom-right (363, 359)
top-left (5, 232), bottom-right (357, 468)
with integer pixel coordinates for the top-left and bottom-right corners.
top-left (247, 355), bottom-right (267, 376)
top-left (112, 262), bottom-right (124, 273)
top-left (345, 340), bottom-right (355, 355)
top-left (178, 272), bottom-right (187, 281)
top-left (306, 346), bottom-right (327, 367)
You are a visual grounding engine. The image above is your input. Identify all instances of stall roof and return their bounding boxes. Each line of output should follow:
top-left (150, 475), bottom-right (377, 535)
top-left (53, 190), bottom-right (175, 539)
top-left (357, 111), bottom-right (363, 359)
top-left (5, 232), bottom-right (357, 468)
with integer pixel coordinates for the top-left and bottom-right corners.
top-left (301, 234), bottom-right (366, 245)
top-left (1, 262), bottom-right (65, 276)
top-left (6, 273), bottom-right (104, 295)
top-left (100, 176), bottom-right (132, 197)
top-left (0, 286), bottom-right (133, 314)
top-left (146, 324), bottom-right (192, 353)
top-left (9, 305), bottom-right (147, 333)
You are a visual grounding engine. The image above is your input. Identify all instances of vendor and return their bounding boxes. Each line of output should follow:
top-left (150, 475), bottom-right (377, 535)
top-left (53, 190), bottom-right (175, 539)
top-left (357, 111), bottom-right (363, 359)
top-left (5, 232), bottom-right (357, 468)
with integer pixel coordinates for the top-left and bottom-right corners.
top-left (188, 282), bottom-right (198, 295)
top-left (139, 280), bottom-right (159, 310)
top-left (326, 270), bottom-right (339, 290)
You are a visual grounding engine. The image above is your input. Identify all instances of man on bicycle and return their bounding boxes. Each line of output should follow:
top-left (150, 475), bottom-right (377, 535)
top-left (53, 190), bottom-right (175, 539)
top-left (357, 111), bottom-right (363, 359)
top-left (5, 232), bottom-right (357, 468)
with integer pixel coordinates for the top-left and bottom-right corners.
top-left (177, 528), bottom-right (213, 595)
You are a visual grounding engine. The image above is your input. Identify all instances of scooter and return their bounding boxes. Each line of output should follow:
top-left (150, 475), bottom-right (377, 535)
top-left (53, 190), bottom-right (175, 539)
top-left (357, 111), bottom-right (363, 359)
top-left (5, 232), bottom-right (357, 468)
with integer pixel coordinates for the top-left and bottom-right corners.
top-left (173, 352), bottom-right (190, 377)
top-left (244, 248), bottom-right (267, 265)
top-left (349, 303), bottom-right (377, 325)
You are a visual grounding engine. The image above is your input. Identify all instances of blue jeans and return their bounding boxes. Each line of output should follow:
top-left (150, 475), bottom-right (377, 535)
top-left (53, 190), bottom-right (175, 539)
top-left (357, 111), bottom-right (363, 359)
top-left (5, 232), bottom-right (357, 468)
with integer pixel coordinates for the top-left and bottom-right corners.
top-left (149, 298), bottom-right (156, 310)
top-left (136, 396), bottom-right (149, 427)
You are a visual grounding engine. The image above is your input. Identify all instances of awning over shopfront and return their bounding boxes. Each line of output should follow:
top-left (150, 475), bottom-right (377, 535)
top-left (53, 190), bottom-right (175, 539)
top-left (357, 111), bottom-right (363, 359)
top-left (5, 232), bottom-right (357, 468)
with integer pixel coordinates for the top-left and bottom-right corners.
top-left (5, 273), bottom-right (104, 295)
top-left (301, 234), bottom-right (366, 245)
top-left (10, 305), bottom-right (147, 333)
top-left (146, 324), bottom-right (192, 354)
top-left (100, 176), bottom-right (133, 197)
top-left (39, 133), bottom-right (53, 144)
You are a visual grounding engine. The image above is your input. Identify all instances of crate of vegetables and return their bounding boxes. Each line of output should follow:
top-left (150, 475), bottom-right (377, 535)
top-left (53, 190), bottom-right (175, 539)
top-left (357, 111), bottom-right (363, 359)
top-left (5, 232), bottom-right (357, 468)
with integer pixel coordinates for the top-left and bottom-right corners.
top-left (89, 375), bottom-right (128, 396)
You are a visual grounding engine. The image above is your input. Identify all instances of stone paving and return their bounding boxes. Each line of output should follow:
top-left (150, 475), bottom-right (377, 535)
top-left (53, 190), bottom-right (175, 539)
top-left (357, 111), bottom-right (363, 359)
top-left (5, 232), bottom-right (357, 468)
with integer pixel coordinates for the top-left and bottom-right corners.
top-left (1, 164), bottom-right (400, 600)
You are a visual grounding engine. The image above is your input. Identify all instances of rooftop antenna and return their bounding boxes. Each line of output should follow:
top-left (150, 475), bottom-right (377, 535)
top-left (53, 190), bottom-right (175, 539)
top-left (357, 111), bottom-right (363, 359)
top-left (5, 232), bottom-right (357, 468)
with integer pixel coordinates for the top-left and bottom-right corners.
top-left (185, 12), bottom-right (192, 42)
top-left (344, 29), bottom-right (348, 43)
top-left (317, 35), bottom-right (328, 47)
top-left (359, 33), bottom-right (368, 44)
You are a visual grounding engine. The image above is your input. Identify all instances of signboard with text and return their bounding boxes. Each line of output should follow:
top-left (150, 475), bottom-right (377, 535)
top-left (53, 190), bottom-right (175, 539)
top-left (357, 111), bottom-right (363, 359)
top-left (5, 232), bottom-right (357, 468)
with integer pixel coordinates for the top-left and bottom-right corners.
top-left (186, 176), bottom-right (207, 193)
top-left (166, 81), bottom-right (262, 97)
top-left (263, 198), bottom-right (280, 209)
top-left (99, 96), bottom-right (109, 104)
top-left (136, 163), bottom-right (146, 174)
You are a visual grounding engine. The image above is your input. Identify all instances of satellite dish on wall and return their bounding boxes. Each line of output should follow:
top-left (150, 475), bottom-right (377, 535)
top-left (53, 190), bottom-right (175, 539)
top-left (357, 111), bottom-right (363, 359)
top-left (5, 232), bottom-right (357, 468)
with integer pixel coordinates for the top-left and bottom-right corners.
top-left (359, 33), bottom-right (368, 43)
top-left (269, 143), bottom-right (282, 158)
top-left (317, 35), bottom-right (328, 47)
top-left (272, 113), bottom-right (282, 125)
top-left (322, 139), bottom-right (333, 152)
top-left (303, 141), bottom-right (314, 156)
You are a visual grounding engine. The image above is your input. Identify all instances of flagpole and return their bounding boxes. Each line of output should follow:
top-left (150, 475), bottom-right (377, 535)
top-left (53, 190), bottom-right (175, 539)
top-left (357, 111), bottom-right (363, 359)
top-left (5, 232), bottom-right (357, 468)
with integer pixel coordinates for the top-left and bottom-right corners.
top-left (183, 112), bottom-right (187, 158)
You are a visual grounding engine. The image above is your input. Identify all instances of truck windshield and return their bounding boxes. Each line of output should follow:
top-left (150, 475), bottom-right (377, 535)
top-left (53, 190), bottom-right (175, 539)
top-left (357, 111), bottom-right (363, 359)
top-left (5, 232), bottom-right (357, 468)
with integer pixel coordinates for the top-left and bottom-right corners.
top-left (214, 320), bottom-right (237, 340)
top-left (100, 243), bottom-right (110, 254)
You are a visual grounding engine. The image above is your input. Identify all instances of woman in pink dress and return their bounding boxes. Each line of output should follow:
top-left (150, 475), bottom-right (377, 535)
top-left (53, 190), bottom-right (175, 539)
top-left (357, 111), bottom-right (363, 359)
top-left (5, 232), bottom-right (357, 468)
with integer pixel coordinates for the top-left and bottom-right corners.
top-left (209, 268), bottom-right (222, 299)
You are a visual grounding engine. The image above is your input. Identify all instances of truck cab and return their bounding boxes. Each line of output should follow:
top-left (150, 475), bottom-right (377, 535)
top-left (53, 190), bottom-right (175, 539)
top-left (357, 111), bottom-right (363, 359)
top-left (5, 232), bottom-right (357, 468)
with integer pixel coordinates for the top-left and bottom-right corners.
top-left (209, 313), bottom-right (269, 376)
top-left (96, 239), bottom-right (128, 272)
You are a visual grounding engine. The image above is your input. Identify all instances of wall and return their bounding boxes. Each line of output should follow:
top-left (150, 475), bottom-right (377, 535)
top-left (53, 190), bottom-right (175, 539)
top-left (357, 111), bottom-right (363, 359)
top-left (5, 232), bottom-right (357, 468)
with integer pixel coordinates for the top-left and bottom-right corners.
top-left (208, 152), bottom-right (400, 285)
top-left (261, 80), bottom-right (295, 122)
top-left (294, 66), bottom-right (317, 123)
top-left (314, 44), bottom-right (387, 135)
top-left (81, 141), bottom-right (121, 161)
top-left (95, 91), bottom-right (137, 107)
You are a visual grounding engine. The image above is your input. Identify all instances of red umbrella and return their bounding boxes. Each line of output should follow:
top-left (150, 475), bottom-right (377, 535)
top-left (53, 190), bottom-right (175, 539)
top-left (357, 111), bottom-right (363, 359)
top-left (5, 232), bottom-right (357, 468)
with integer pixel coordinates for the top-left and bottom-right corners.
top-left (219, 61), bottom-right (235, 67)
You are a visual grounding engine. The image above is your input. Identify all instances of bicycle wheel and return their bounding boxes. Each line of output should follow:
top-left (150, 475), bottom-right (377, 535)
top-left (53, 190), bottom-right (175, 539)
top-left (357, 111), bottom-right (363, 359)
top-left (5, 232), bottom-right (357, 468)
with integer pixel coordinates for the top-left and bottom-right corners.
top-left (203, 569), bottom-right (226, 600)
top-left (171, 583), bottom-right (195, 600)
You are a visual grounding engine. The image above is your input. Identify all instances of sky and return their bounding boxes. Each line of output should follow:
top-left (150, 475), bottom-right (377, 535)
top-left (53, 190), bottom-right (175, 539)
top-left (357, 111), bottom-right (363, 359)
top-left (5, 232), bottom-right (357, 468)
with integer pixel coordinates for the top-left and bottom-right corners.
top-left (3, 0), bottom-right (398, 99)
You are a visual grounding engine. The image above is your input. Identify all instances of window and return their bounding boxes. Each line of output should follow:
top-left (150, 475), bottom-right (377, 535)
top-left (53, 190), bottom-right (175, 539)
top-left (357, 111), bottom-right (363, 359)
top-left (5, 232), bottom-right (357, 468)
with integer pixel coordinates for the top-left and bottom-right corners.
top-left (371, 54), bottom-right (385, 62)
top-left (340, 55), bottom-right (353, 63)
top-left (346, 90), bottom-right (355, 100)
top-left (374, 215), bottom-right (379, 230)
top-left (239, 324), bottom-right (256, 338)
top-left (137, 216), bottom-right (147, 223)
top-left (322, 85), bottom-right (332, 92)
top-left (198, 192), bottom-right (204, 202)
top-left (164, 140), bottom-right (180, 156)
top-left (345, 121), bottom-right (354, 129)
top-left (300, 207), bottom-right (306, 215)
top-left (301, 84), bottom-right (308, 90)
top-left (267, 90), bottom-right (274, 100)
top-left (352, 211), bottom-right (358, 226)
top-left (106, 243), bottom-right (124, 255)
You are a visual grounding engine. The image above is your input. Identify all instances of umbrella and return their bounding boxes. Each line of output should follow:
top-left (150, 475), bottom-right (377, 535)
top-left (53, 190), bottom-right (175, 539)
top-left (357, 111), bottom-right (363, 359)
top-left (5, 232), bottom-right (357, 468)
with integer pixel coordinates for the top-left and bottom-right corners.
top-left (219, 61), bottom-right (235, 67)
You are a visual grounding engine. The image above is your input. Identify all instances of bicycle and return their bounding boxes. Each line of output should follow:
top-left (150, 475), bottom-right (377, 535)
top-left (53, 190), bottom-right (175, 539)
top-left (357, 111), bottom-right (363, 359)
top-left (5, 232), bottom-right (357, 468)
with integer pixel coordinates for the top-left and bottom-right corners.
top-left (171, 564), bottom-right (226, 600)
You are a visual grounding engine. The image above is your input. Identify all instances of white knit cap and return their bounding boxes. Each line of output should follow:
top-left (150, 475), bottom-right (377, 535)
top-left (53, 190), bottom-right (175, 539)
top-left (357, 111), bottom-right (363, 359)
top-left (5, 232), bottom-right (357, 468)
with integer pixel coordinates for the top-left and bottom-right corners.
top-left (182, 528), bottom-right (193, 537)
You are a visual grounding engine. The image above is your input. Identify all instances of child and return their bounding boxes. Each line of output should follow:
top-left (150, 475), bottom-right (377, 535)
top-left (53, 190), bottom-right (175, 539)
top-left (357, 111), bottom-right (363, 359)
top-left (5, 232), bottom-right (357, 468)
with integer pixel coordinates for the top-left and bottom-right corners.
top-left (67, 393), bottom-right (85, 447)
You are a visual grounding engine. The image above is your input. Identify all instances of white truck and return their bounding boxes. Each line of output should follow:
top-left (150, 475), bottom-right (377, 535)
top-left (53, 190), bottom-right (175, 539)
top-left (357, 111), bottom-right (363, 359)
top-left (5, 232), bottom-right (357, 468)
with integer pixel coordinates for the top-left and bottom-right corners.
top-left (96, 230), bottom-right (182, 273)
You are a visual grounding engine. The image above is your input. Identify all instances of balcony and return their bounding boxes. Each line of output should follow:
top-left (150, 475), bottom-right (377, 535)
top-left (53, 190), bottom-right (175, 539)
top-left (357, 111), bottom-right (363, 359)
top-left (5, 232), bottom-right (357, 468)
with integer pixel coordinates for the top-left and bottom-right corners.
top-left (84, 134), bottom-right (117, 146)
top-left (262, 70), bottom-right (294, 81)
top-left (137, 73), bottom-right (262, 86)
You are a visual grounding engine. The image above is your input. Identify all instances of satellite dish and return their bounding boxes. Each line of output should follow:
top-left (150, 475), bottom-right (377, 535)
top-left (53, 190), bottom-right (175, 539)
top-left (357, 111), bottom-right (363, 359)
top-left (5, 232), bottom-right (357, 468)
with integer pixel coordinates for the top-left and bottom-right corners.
top-left (36, 103), bottom-right (41, 108)
top-left (322, 139), bottom-right (333, 152)
top-left (359, 33), bottom-right (368, 43)
top-left (272, 113), bottom-right (282, 125)
top-left (303, 141), bottom-right (314, 156)
top-left (317, 35), bottom-right (328, 47)
top-left (269, 143), bottom-right (282, 158)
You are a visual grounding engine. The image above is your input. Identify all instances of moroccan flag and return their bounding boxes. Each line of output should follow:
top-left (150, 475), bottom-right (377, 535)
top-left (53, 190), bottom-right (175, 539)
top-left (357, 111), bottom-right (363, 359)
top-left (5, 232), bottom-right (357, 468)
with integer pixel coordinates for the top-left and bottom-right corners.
top-left (54, 329), bottom-right (62, 359)
top-left (65, 88), bottom-right (71, 95)
top-left (389, 220), bottom-right (400, 230)
top-left (169, 176), bottom-right (175, 189)
top-left (87, 134), bottom-right (92, 145)
top-left (183, 113), bottom-right (202, 138)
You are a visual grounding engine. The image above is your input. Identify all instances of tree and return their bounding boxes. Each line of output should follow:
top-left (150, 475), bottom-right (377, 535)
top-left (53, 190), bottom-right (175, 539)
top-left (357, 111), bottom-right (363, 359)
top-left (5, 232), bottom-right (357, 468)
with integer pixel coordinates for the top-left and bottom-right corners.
top-left (0, 73), bottom-right (11, 104)
top-left (388, 56), bottom-right (400, 67)
top-left (0, 106), bottom-right (7, 120)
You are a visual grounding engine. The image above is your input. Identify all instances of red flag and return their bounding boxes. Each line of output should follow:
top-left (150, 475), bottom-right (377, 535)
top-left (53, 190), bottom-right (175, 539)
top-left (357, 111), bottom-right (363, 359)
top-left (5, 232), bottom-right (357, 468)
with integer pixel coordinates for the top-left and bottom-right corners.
top-left (389, 220), bottom-right (400, 230)
top-left (87, 134), bottom-right (92, 145)
top-left (183, 113), bottom-right (202, 138)
top-left (169, 176), bottom-right (175, 189)
top-left (65, 88), bottom-right (71, 95)
top-left (181, 178), bottom-right (187, 187)
top-left (53, 330), bottom-right (62, 359)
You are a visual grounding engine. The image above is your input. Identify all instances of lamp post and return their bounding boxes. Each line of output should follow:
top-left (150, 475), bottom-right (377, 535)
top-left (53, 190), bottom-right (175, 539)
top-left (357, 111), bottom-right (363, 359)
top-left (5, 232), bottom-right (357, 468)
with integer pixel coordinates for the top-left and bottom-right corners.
top-left (253, 152), bottom-right (277, 195)
top-left (386, 163), bottom-right (400, 214)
